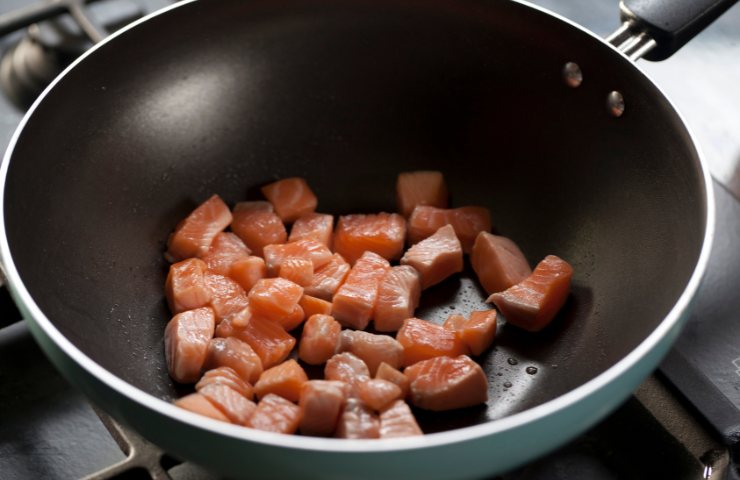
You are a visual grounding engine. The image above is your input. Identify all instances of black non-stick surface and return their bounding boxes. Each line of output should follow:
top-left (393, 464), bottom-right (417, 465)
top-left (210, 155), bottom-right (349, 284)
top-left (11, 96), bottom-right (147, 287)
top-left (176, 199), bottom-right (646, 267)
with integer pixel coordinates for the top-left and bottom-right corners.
top-left (3, 0), bottom-right (706, 430)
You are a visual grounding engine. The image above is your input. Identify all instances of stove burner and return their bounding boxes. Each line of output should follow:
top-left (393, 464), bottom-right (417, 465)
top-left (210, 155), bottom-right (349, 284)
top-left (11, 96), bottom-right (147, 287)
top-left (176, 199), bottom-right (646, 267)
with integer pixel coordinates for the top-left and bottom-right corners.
top-left (0, 1), bottom-right (140, 109)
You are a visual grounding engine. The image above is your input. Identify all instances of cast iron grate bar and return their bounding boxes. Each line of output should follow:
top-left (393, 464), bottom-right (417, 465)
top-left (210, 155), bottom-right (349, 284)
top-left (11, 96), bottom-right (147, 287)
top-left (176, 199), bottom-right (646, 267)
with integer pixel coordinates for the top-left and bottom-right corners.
top-left (0, 0), bottom-right (105, 41)
top-left (85, 407), bottom-right (179, 480)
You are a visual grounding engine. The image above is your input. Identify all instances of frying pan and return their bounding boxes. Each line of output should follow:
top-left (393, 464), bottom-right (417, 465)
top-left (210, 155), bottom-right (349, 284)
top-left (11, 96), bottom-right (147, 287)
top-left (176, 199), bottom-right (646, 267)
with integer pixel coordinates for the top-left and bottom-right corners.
top-left (0, 0), bottom-right (729, 478)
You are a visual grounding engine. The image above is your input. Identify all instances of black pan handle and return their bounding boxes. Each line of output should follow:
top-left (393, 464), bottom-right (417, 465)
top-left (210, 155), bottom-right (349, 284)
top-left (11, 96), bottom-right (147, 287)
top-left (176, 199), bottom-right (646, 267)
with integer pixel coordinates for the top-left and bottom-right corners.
top-left (616, 0), bottom-right (740, 61)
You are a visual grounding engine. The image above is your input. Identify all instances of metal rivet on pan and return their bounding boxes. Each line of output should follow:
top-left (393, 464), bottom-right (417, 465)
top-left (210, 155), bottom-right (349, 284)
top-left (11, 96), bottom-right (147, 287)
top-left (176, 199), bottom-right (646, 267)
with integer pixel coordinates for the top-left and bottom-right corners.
top-left (562, 62), bottom-right (583, 87)
top-left (607, 90), bottom-right (625, 117)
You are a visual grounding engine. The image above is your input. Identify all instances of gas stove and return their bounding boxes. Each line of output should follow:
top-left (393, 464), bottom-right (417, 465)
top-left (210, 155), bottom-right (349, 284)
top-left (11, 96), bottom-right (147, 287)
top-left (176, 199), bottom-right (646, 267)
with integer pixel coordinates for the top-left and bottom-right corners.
top-left (0, 1), bottom-right (738, 479)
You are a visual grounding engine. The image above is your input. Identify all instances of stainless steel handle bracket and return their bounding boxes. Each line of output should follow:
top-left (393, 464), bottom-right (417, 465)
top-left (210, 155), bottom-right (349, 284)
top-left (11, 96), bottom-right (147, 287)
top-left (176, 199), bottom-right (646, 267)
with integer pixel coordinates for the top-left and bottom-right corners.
top-left (607, 20), bottom-right (658, 61)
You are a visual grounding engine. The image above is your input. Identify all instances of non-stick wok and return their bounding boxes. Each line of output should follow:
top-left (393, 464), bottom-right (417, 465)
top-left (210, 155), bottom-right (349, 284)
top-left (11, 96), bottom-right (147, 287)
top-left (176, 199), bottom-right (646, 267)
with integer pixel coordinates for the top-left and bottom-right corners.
top-left (0, 0), bottom-right (728, 478)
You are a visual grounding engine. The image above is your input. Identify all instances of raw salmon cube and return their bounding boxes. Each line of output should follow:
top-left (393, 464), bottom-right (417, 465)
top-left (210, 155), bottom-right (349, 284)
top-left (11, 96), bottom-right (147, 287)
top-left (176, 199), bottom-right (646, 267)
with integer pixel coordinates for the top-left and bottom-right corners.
top-left (299, 380), bottom-right (348, 437)
top-left (358, 379), bottom-right (402, 411)
top-left (298, 295), bottom-right (332, 318)
top-left (248, 278), bottom-right (304, 322)
top-left (278, 257), bottom-right (314, 286)
top-left (289, 213), bottom-right (334, 248)
top-left (204, 336), bottom-right (263, 384)
top-left (216, 316), bottom-right (296, 369)
top-left (443, 314), bottom-right (467, 332)
top-left (231, 201), bottom-right (287, 257)
top-left (196, 367), bottom-right (255, 400)
top-left (304, 253), bottom-right (351, 301)
top-left (166, 195), bottom-right (233, 262)
top-left (375, 362), bottom-right (410, 398)
top-left (379, 400), bottom-right (423, 438)
top-left (261, 177), bottom-right (318, 223)
top-left (199, 232), bottom-right (251, 276)
top-left (337, 330), bottom-right (404, 376)
top-left (408, 205), bottom-right (491, 253)
top-left (374, 265), bottom-right (421, 332)
top-left (444, 310), bottom-right (497, 356)
top-left (248, 394), bottom-right (302, 434)
top-left (488, 255), bottom-right (573, 332)
top-left (254, 359), bottom-right (309, 402)
top-left (229, 256), bottom-right (266, 293)
top-left (204, 273), bottom-right (249, 322)
top-left (198, 383), bottom-right (257, 425)
top-left (404, 355), bottom-right (488, 411)
top-left (174, 393), bottom-right (230, 423)
top-left (165, 307), bottom-right (215, 383)
top-left (298, 314), bottom-right (342, 365)
top-left (334, 213), bottom-right (407, 264)
top-left (263, 239), bottom-right (334, 276)
top-left (471, 232), bottom-right (531, 295)
top-left (396, 318), bottom-right (468, 366)
top-left (325, 352), bottom-right (370, 396)
top-left (396, 171), bottom-right (448, 217)
top-left (331, 251), bottom-right (390, 330)
top-left (401, 224), bottom-right (463, 289)
top-left (335, 398), bottom-right (380, 439)
top-left (165, 258), bottom-right (211, 314)
top-left (274, 304), bottom-right (306, 331)
top-left (229, 305), bottom-right (253, 328)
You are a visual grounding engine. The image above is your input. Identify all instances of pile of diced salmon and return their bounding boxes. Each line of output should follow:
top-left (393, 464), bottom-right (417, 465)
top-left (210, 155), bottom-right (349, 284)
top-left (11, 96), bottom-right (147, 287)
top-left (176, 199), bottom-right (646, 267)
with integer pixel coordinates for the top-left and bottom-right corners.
top-left (164, 172), bottom-right (573, 438)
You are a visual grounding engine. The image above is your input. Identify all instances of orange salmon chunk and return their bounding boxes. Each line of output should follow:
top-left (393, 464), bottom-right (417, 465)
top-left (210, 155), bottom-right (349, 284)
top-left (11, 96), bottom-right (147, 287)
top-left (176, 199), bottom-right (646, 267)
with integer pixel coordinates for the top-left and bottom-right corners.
top-left (471, 232), bottom-right (531, 295)
top-left (298, 295), bottom-right (333, 318)
top-left (164, 307), bottom-right (215, 383)
top-left (299, 380), bottom-right (349, 437)
top-left (263, 239), bottom-right (333, 277)
top-left (396, 318), bottom-right (468, 366)
top-left (166, 194), bottom-right (233, 262)
top-left (261, 177), bottom-right (318, 223)
top-left (229, 256), bottom-right (266, 293)
top-left (198, 383), bottom-right (257, 425)
top-left (396, 170), bottom-right (448, 217)
top-left (304, 253), bottom-right (351, 301)
top-left (199, 232), bottom-right (251, 276)
top-left (337, 330), bottom-right (404, 376)
top-left (358, 379), bottom-right (403, 411)
top-left (248, 278), bottom-right (304, 322)
top-left (196, 366), bottom-right (255, 400)
top-left (443, 310), bottom-right (497, 356)
top-left (374, 265), bottom-right (421, 332)
top-left (231, 201), bottom-right (287, 257)
top-left (165, 258), bottom-right (211, 314)
top-left (408, 205), bottom-right (491, 253)
top-left (174, 393), bottom-right (231, 423)
top-left (404, 355), bottom-right (488, 411)
top-left (274, 304), bottom-right (306, 332)
top-left (335, 398), bottom-right (380, 439)
top-left (325, 352), bottom-right (371, 396)
top-left (248, 394), bottom-right (302, 434)
top-left (204, 336), bottom-right (263, 384)
top-left (331, 251), bottom-right (390, 330)
top-left (204, 273), bottom-right (249, 323)
top-left (216, 316), bottom-right (296, 369)
top-left (289, 213), bottom-right (334, 248)
top-left (334, 213), bottom-right (407, 264)
top-left (488, 255), bottom-right (573, 332)
top-left (254, 359), bottom-right (309, 403)
top-left (375, 362), bottom-right (410, 398)
top-left (299, 314), bottom-right (342, 365)
top-left (379, 400), bottom-right (423, 438)
top-left (278, 257), bottom-right (314, 286)
top-left (400, 224), bottom-right (463, 289)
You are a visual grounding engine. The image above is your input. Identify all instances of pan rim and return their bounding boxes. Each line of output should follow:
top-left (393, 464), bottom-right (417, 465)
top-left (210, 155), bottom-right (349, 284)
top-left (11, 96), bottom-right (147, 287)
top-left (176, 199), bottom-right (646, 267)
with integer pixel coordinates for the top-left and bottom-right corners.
top-left (0, 0), bottom-right (716, 456)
